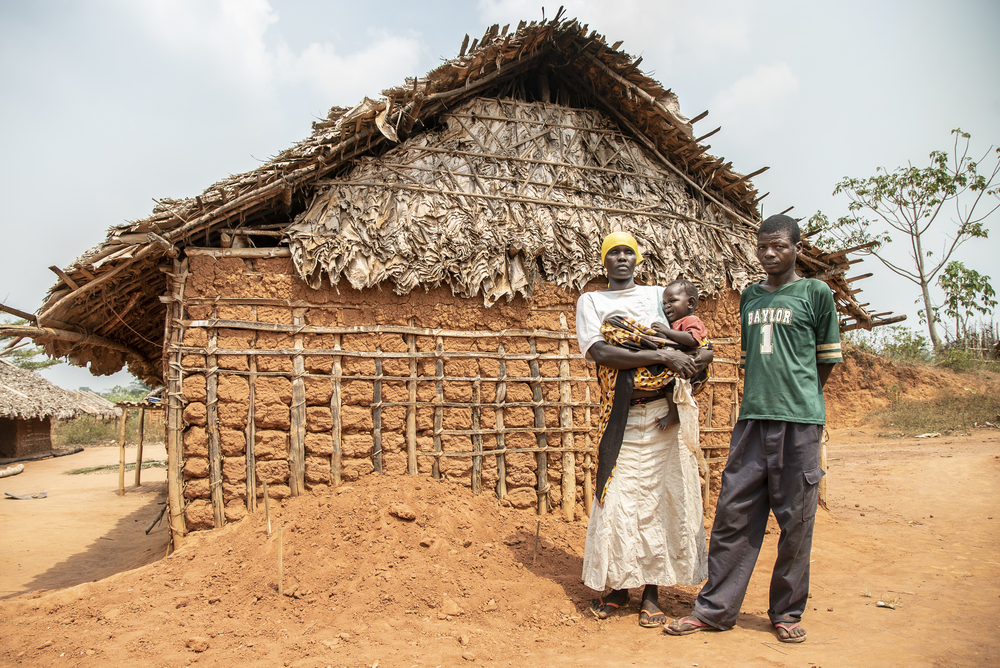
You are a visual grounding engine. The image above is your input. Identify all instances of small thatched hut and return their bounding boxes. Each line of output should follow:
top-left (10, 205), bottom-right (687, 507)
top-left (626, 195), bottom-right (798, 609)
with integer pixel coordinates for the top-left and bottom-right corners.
top-left (9, 17), bottom-right (895, 546)
top-left (0, 359), bottom-right (118, 459)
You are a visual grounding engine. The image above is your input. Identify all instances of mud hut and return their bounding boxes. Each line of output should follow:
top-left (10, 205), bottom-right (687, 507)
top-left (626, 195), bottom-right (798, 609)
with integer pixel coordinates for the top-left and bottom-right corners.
top-left (0, 359), bottom-right (118, 459)
top-left (9, 16), bottom-right (896, 546)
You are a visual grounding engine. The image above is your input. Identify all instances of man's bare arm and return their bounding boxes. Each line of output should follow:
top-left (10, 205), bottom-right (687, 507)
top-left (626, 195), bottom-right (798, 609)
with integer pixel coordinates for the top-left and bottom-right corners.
top-left (818, 362), bottom-right (836, 388)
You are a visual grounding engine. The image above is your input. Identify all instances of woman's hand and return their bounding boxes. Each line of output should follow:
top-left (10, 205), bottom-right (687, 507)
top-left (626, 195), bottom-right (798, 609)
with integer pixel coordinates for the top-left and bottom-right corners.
top-left (655, 348), bottom-right (698, 377)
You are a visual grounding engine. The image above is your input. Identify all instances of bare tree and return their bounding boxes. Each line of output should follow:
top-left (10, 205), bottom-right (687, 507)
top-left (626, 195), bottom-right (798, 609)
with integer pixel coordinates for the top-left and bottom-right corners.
top-left (809, 129), bottom-right (1000, 350)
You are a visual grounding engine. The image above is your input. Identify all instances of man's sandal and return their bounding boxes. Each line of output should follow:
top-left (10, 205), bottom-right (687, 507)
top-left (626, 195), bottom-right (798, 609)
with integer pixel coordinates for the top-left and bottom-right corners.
top-left (638, 608), bottom-right (667, 628)
top-left (663, 615), bottom-right (714, 636)
top-left (774, 622), bottom-right (807, 643)
top-left (589, 596), bottom-right (623, 619)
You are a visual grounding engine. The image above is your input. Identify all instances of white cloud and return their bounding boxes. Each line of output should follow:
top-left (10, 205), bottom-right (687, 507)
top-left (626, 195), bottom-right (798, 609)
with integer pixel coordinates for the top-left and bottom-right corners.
top-left (120, 0), bottom-right (423, 102)
top-left (710, 62), bottom-right (799, 135)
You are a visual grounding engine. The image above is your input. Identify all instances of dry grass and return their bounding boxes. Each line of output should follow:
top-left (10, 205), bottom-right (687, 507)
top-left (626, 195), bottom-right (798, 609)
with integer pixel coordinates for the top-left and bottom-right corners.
top-left (866, 387), bottom-right (1000, 436)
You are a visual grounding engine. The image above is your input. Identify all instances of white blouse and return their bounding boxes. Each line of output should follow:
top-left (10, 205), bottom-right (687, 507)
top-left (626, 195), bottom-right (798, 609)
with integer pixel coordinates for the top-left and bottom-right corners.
top-left (575, 284), bottom-right (667, 360)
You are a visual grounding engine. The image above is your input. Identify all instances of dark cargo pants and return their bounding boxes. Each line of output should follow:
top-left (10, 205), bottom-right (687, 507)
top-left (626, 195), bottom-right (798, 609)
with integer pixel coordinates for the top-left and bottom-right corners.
top-left (692, 419), bottom-right (825, 630)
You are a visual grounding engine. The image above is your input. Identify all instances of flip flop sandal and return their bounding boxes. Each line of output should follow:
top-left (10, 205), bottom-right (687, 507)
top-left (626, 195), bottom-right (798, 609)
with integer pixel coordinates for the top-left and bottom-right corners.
top-left (589, 596), bottom-right (623, 619)
top-left (774, 622), bottom-right (807, 643)
top-left (664, 615), bottom-right (714, 636)
top-left (639, 608), bottom-right (667, 628)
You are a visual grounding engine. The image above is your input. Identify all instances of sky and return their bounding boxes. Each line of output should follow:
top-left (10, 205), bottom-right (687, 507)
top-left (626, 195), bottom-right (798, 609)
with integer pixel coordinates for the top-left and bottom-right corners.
top-left (1, 0), bottom-right (998, 392)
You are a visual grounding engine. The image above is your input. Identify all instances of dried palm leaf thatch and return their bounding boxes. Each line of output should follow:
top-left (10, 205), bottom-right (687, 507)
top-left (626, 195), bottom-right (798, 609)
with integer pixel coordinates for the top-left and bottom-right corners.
top-left (0, 359), bottom-right (119, 421)
top-left (289, 98), bottom-right (760, 304)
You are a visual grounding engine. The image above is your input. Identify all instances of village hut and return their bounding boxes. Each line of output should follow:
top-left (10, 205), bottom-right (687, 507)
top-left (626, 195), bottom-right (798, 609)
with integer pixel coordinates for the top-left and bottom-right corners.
top-left (6, 16), bottom-right (898, 547)
top-left (0, 359), bottom-right (119, 459)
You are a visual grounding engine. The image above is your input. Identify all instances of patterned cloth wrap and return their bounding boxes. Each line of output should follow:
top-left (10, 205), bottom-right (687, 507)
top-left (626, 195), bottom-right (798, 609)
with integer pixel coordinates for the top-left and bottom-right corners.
top-left (599, 316), bottom-right (711, 393)
top-left (592, 315), bottom-right (711, 505)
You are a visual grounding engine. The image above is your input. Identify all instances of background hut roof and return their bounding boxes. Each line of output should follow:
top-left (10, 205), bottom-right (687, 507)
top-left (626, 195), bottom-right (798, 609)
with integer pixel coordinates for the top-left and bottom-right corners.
top-left (24, 14), bottom-right (887, 381)
top-left (0, 359), bottom-right (119, 421)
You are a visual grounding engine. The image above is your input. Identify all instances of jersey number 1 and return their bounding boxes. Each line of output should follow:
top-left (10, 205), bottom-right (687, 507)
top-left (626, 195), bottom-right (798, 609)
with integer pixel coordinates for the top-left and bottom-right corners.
top-left (760, 323), bottom-right (774, 354)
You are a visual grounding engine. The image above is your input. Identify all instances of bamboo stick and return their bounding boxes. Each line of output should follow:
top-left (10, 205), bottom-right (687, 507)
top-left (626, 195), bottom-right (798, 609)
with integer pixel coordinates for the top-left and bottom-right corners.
top-left (558, 313), bottom-right (575, 521)
top-left (471, 376), bottom-right (483, 494)
top-left (117, 407), bottom-right (128, 497)
top-left (289, 310), bottom-right (306, 496)
top-left (494, 342), bottom-right (507, 500)
top-left (165, 258), bottom-right (188, 547)
top-left (206, 314), bottom-right (225, 528)
top-left (528, 338), bottom-right (549, 515)
top-left (432, 337), bottom-right (444, 480)
top-left (406, 324), bottom-right (417, 475)
top-left (134, 405), bottom-right (146, 487)
top-left (245, 305), bottom-right (258, 513)
top-left (331, 333), bottom-right (343, 486)
top-left (372, 352), bottom-right (383, 473)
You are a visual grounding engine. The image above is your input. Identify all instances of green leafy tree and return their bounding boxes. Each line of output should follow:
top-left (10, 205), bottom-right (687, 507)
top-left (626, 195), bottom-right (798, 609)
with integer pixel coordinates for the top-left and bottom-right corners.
top-left (0, 318), bottom-right (60, 370)
top-left (100, 379), bottom-right (151, 403)
top-left (808, 129), bottom-right (1000, 351)
top-left (937, 261), bottom-right (997, 340)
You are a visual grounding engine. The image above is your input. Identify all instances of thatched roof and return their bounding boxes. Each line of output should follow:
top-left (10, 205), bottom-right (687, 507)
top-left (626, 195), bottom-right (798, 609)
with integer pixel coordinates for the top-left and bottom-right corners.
top-left (0, 359), bottom-right (119, 421)
top-left (21, 14), bottom-right (891, 382)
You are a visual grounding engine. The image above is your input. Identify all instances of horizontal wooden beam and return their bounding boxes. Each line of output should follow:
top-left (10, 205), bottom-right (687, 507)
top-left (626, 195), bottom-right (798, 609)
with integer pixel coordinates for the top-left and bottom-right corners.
top-left (0, 302), bottom-right (38, 324)
top-left (184, 247), bottom-right (291, 258)
top-left (0, 324), bottom-right (139, 358)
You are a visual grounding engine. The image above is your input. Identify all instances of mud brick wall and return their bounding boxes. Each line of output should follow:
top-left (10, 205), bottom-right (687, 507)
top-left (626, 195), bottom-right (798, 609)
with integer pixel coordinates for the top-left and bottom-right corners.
top-left (172, 255), bottom-right (741, 531)
top-left (0, 417), bottom-right (53, 459)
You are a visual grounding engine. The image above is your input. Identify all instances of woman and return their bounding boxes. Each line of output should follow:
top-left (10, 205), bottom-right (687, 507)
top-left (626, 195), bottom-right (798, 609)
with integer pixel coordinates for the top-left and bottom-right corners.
top-left (575, 231), bottom-right (710, 628)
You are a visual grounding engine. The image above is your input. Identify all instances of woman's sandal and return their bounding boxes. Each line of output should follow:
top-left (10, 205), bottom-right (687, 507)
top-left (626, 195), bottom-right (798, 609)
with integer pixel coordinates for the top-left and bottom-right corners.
top-left (589, 596), bottom-right (623, 619)
top-left (638, 608), bottom-right (667, 628)
top-left (663, 615), bottom-right (714, 635)
top-left (774, 622), bottom-right (807, 643)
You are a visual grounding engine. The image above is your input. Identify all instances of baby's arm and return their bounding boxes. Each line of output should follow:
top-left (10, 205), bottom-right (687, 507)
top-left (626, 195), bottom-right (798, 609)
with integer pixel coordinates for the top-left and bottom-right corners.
top-left (654, 326), bottom-right (699, 348)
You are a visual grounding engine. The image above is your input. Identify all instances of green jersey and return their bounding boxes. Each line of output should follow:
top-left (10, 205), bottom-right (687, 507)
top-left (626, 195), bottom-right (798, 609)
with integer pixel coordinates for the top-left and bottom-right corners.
top-left (738, 278), bottom-right (842, 424)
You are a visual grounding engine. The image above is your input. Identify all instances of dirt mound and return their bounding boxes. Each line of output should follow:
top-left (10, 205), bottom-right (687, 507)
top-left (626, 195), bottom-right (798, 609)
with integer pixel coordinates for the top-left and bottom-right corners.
top-left (4, 474), bottom-right (695, 666)
top-left (823, 348), bottom-right (994, 427)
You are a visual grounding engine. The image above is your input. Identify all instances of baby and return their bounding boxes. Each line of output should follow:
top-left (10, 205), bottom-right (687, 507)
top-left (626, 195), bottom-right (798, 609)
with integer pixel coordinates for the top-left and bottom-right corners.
top-left (651, 279), bottom-right (709, 429)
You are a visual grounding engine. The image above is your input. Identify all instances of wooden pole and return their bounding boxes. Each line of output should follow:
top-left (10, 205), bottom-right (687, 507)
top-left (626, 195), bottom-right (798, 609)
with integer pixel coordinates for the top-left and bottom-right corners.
top-left (277, 525), bottom-right (284, 597)
top-left (372, 352), bottom-right (383, 473)
top-left (406, 322), bottom-right (418, 475)
top-left (583, 382), bottom-right (593, 518)
top-left (289, 309), bottom-right (306, 496)
top-left (206, 312), bottom-right (225, 528)
top-left (528, 338), bottom-right (549, 515)
top-left (245, 306), bottom-right (258, 512)
top-left (133, 405), bottom-right (146, 487)
top-left (471, 376), bottom-right (483, 494)
top-left (494, 342), bottom-right (507, 500)
top-left (261, 477), bottom-right (272, 534)
top-left (819, 431), bottom-right (829, 510)
top-left (432, 337), bottom-right (444, 480)
top-left (703, 387), bottom-right (714, 514)
top-left (558, 314), bottom-right (575, 521)
top-left (165, 257), bottom-right (189, 547)
top-left (331, 333), bottom-right (343, 486)
top-left (117, 407), bottom-right (129, 497)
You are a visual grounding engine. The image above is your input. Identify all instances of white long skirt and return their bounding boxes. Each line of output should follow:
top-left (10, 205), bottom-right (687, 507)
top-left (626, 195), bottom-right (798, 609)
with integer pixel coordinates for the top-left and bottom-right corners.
top-left (582, 397), bottom-right (708, 591)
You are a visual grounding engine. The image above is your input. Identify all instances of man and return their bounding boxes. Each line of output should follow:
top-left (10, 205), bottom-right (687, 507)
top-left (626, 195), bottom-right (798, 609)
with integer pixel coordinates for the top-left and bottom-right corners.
top-left (665, 214), bottom-right (842, 643)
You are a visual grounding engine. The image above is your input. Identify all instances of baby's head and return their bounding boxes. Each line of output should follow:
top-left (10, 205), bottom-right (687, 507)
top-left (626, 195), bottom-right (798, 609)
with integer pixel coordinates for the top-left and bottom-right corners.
top-left (662, 279), bottom-right (699, 322)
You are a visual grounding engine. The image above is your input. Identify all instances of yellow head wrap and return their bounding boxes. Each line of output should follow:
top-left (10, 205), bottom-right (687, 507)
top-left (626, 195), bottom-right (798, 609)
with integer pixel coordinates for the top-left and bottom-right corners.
top-left (600, 231), bottom-right (643, 265)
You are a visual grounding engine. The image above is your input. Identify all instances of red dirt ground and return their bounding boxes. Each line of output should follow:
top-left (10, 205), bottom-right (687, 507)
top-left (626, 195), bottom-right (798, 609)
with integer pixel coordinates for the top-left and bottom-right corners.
top-left (1, 365), bottom-right (998, 667)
